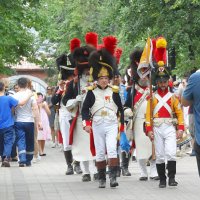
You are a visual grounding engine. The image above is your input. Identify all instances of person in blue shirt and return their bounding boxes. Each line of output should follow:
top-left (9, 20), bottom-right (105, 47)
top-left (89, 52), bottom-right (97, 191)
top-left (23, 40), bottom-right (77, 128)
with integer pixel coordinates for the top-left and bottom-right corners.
top-left (182, 70), bottom-right (200, 176)
top-left (0, 80), bottom-right (32, 167)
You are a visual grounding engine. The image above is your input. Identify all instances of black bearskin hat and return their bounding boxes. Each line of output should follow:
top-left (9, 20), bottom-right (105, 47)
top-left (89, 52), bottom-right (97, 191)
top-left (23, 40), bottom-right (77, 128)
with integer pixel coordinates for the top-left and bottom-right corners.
top-left (73, 45), bottom-right (95, 75)
top-left (56, 53), bottom-right (75, 80)
top-left (152, 37), bottom-right (170, 81)
top-left (129, 48), bottom-right (143, 82)
top-left (89, 36), bottom-right (117, 81)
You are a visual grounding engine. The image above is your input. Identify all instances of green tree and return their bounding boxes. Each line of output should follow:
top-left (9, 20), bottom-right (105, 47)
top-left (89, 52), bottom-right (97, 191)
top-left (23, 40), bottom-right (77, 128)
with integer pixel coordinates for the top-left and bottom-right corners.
top-left (0, 0), bottom-right (39, 74)
top-left (1, 0), bottom-right (200, 78)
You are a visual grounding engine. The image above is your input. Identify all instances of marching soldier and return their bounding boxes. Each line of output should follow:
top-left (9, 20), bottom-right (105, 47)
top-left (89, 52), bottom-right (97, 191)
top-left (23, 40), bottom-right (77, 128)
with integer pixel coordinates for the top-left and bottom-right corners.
top-left (124, 48), bottom-right (158, 180)
top-left (145, 37), bottom-right (184, 188)
top-left (62, 32), bottom-right (98, 182)
top-left (81, 36), bottom-right (127, 188)
top-left (51, 38), bottom-right (83, 175)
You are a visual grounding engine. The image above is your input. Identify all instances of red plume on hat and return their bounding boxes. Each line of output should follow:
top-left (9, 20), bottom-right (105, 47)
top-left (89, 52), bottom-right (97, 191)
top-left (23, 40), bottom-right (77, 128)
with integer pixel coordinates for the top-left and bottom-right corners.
top-left (85, 32), bottom-right (98, 48)
top-left (70, 38), bottom-right (81, 53)
top-left (154, 36), bottom-right (167, 67)
top-left (114, 48), bottom-right (123, 64)
top-left (103, 36), bottom-right (118, 55)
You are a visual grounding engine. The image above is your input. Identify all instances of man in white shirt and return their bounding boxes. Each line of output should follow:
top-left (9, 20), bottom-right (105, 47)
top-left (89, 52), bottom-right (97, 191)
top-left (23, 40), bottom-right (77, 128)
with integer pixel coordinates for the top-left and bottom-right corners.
top-left (14, 77), bottom-right (42, 167)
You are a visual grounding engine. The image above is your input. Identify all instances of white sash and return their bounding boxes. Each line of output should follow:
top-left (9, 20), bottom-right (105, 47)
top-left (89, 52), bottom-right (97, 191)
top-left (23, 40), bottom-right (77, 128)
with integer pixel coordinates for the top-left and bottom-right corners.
top-left (153, 92), bottom-right (173, 117)
top-left (133, 86), bottom-right (149, 120)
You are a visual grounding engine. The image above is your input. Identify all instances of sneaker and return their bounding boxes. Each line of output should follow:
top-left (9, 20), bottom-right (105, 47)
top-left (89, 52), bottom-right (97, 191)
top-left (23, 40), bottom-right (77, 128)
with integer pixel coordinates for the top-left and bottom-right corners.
top-left (1, 159), bottom-right (10, 167)
top-left (26, 162), bottom-right (32, 167)
top-left (19, 163), bottom-right (26, 167)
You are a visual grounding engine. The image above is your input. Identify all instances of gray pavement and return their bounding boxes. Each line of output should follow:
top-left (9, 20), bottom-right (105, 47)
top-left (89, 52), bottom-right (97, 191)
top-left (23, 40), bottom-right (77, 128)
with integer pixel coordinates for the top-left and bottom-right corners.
top-left (0, 142), bottom-right (199, 200)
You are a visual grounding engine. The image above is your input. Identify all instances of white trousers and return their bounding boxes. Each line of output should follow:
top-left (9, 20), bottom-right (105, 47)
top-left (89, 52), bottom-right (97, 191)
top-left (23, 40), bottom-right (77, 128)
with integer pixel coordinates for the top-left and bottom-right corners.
top-left (81, 160), bottom-right (97, 175)
top-left (154, 123), bottom-right (176, 164)
top-left (92, 119), bottom-right (118, 162)
top-left (138, 159), bottom-right (158, 177)
top-left (59, 114), bottom-right (71, 151)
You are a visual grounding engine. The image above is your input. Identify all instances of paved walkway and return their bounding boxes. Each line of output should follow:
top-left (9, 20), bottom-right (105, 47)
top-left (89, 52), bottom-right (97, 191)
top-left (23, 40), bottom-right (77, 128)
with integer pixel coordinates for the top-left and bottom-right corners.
top-left (0, 142), bottom-right (199, 200)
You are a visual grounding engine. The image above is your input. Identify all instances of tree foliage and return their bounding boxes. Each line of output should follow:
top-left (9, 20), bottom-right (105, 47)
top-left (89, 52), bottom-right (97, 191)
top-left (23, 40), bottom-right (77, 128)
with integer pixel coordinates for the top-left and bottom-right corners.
top-left (0, 0), bottom-right (40, 74)
top-left (1, 0), bottom-right (200, 77)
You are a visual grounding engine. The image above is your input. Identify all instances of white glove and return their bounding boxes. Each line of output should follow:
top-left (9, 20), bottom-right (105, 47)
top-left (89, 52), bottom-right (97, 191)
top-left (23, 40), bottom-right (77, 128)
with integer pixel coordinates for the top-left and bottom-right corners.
top-left (66, 99), bottom-right (78, 110)
top-left (76, 94), bottom-right (83, 102)
top-left (124, 108), bottom-right (133, 118)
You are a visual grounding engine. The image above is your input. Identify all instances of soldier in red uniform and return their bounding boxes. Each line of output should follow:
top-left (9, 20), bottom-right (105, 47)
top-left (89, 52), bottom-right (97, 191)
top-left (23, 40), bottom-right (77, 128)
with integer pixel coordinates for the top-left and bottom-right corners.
top-left (124, 48), bottom-right (158, 180)
top-left (145, 37), bottom-right (184, 188)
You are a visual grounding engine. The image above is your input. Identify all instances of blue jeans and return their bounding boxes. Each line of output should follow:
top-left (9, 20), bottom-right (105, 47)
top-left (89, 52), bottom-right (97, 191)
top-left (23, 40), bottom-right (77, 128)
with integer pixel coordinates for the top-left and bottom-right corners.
top-left (0, 126), bottom-right (15, 159)
top-left (15, 122), bottom-right (34, 165)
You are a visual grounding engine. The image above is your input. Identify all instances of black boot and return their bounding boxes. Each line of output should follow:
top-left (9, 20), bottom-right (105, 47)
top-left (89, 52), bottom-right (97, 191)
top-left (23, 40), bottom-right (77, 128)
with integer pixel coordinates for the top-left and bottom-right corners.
top-left (121, 152), bottom-right (131, 176)
top-left (64, 151), bottom-right (74, 175)
top-left (82, 174), bottom-right (91, 182)
top-left (156, 163), bottom-right (166, 188)
top-left (96, 160), bottom-right (107, 188)
top-left (93, 173), bottom-right (99, 181)
top-left (168, 161), bottom-right (178, 186)
top-left (98, 169), bottom-right (106, 188)
top-left (109, 166), bottom-right (119, 188)
top-left (74, 161), bottom-right (83, 174)
top-left (116, 166), bottom-right (121, 177)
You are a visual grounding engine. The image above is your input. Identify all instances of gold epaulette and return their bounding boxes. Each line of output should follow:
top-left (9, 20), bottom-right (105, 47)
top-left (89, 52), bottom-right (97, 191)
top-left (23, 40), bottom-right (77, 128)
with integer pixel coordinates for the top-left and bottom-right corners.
top-left (87, 85), bottom-right (96, 91)
top-left (112, 85), bottom-right (119, 93)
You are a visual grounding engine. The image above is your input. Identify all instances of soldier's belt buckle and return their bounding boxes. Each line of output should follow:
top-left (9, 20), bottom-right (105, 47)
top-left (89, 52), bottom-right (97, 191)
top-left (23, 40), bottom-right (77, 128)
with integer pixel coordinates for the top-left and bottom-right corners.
top-left (101, 110), bottom-right (108, 116)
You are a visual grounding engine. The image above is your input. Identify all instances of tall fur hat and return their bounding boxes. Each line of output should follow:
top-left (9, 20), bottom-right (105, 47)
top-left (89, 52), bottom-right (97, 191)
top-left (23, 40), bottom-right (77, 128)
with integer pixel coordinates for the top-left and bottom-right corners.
top-left (71, 33), bottom-right (98, 76)
top-left (89, 36), bottom-right (117, 81)
top-left (129, 48), bottom-right (143, 82)
top-left (73, 45), bottom-right (95, 75)
top-left (56, 54), bottom-right (75, 80)
top-left (153, 37), bottom-right (170, 81)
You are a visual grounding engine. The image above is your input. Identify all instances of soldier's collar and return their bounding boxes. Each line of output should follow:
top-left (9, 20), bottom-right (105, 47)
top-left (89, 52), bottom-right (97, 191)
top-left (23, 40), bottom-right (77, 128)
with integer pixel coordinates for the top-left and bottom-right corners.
top-left (97, 85), bottom-right (109, 90)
